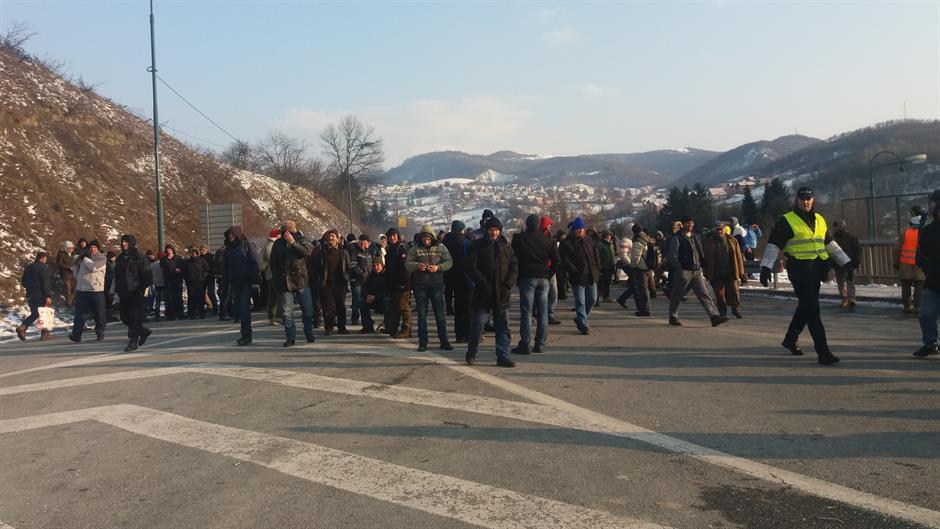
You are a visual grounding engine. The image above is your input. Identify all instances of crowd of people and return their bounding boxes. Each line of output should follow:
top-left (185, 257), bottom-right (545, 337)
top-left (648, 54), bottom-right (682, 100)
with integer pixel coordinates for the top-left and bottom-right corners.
top-left (14, 189), bottom-right (940, 365)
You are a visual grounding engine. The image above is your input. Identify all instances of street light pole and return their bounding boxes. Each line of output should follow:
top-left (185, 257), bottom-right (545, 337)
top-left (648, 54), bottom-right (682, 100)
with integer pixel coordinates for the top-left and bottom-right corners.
top-left (148, 0), bottom-right (165, 249)
top-left (868, 151), bottom-right (928, 239)
top-left (346, 169), bottom-right (354, 236)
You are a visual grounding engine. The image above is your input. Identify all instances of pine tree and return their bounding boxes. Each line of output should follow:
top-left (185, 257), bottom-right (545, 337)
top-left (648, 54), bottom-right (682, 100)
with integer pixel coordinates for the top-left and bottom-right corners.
top-left (741, 185), bottom-right (759, 224)
top-left (760, 178), bottom-right (791, 221)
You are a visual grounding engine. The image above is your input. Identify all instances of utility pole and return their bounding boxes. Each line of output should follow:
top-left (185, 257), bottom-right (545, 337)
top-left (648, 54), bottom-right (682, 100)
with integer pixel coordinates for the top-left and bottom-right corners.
top-left (148, 0), bottom-right (166, 249)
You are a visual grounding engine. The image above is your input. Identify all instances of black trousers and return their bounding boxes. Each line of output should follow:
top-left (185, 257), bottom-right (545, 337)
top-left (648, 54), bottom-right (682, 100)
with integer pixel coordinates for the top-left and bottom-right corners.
top-left (598, 269), bottom-right (614, 300)
top-left (187, 281), bottom-right (205, 317)
top-left (120, 292), bottom-right (148, 342)
top-left (319, 283), bottom-right (347, 330)
top-left (785, 261), bottom-right (832, 357)
top-left (452, 285), bottom-right (472, 342)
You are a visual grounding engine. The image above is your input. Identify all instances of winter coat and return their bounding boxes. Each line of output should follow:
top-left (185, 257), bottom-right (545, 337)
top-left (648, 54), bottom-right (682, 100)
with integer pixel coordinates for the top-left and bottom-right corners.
top-left (668, 231), bottom-right (706, 272)
top-left (314, 244), bottom-right (350, 287)
top-left (161, 255), bottom-right (185, 285)
top-left (442, 232), bottom-right (470, 286)
top-left (919, 220), bottom-right (940, 292)
top-left (183, 255), bottom-right (210, 284)
top-left (269, 233), bottom-right (313, 292)
top-left (596, 239), bottom-right (615, 272)
top-left (405, 240), bottom-right (453, 288)
top-left (384, 240), bottom-right (411, 292)
top-left (74, 252), bottom-right (107, 292)
top-left (115, 237), bottom-right (153, 298)
top-left (22, 261), bottom-right (53, 302)
top-left (363, 268), bottom-right (388, 301)
top-left (560, 234), bottom-right (601, 286)
top-left (348, 244), bottom-right (373, 286)
top-left (56, 249), bottom-right (75, 279)
top-left (746, 227), bottom-right (762, 251)
top-left (511, 229), bottom-right (560, 279)
top-left (703, 232), bottom-right (745, 281)
top-left (629, 232), bottom-right (656, 272)
top-left (222, 228), bottom-right (261, 285)
top-left (832, 230), bottom-right (861, 271)
top-left (150, 260), bottom-right (165, 288)
top-left (261, 238), bottom-right (277, 281)
top-left (467, 235), bottom-right (518, 310)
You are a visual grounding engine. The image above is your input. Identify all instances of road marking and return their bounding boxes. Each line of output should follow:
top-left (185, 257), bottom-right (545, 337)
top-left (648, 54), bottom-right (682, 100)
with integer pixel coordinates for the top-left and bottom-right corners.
top-left (387, 341), bottom-right (940, 529)
top-left (0, 327), bottom-right (237, 379)
top-left (0, 405), bottom-right (670, 529)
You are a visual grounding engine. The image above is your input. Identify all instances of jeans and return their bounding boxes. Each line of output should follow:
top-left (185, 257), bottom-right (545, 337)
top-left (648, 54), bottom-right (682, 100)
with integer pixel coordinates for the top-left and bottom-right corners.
top-left (350, 283), bottom-right (363, 324)
top-left (22, 298), bottom-right (42, 329)
top-left (547, 275), bottom-right (558, 319)
top-left (518, 277), bottom-right (549, 348)
top-left (231, 282), bottom-right (253, 339)
top-left (572, 283), bottom-right (597, 329)
top-left (151, 286), bottom-right (164, 316)
top-left (921, 287), bottom-right (939, 347)
top-left (72, 290), bottom-right (106, 339)
top-left (668, 269), bottom-right (719, 319)
top-left (413, 284), bottom-right (448, 345)
top-left (467, 307), bottom-right (510, 362)
top-left (278, 287), bottom-right (314, 340)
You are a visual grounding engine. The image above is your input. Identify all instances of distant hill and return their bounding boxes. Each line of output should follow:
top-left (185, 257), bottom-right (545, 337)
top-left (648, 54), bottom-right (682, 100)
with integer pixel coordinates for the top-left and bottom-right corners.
top-left (383, 148), bottom-right (720, 188)
top-left (0, 44), bottom-right (348, 303)
top-left (672, 135), bottom-right (822, 188)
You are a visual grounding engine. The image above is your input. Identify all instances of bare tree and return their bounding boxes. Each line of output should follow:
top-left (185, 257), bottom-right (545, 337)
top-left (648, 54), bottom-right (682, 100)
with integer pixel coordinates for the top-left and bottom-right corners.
top-left (255, 131), bottom-right (309, 182)
top-left (320, 115), bottom-right (385, 232)
top-left (1, 22), bottom-right (36, 50)
top-left (220, 140), bottom-right (253, 170)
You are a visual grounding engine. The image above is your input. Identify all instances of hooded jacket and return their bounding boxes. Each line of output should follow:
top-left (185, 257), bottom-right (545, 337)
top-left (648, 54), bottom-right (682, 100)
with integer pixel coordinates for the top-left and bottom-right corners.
top-left (223, 226), bottom-right (261, 284)
top-left (56, 243), bottom-right (75, 279)
top-left (405, 229), bottom-right (453, 288)
top-left (115, 235), bottom-right (153, 298)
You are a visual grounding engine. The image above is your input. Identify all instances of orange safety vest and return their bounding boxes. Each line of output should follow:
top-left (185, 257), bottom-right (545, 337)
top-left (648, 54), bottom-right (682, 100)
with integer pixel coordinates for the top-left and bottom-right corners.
top-left (900, 227), bottom-right (919, 265)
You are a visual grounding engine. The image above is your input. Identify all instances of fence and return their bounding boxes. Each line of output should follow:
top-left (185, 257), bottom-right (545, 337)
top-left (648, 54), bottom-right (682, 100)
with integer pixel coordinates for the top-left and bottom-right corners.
top-left (855, 242), bottom-right (898, 284)
top-left (839, 192), bottom-right (931, 242)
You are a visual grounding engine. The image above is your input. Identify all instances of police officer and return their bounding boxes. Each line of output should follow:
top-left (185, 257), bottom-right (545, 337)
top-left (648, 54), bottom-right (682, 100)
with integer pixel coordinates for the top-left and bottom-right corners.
top-left (760, 187), bottom-right (851, 365)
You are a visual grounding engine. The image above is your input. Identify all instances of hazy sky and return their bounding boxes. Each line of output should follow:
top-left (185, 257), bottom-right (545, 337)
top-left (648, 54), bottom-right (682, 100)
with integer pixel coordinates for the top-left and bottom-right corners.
top-left (3, 1), bottom-right (939, 167)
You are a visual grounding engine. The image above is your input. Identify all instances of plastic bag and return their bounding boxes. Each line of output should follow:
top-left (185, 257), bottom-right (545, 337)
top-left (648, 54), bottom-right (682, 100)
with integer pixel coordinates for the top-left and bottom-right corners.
top-left (36, 306), bottom-right (55, 331)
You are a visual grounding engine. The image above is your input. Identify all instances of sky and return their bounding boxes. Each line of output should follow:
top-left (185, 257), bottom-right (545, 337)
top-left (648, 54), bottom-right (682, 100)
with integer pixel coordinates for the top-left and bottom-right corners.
top-left (2, 1), bottom-right (939, 167)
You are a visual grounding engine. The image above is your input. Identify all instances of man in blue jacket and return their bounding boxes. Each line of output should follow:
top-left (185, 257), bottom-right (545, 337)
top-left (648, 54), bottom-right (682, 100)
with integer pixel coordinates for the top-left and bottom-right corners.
top-left (16, 252), bottom-right (54, 341)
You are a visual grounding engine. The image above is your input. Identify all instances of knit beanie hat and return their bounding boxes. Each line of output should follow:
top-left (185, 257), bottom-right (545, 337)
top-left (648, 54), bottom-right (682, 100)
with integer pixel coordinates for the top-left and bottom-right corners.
top-left (451, 220), bottom-right (466, 232)
top-left (485, 217), bottom-right (503, 231)
top-left (570, 217), bottom-right (585, 230)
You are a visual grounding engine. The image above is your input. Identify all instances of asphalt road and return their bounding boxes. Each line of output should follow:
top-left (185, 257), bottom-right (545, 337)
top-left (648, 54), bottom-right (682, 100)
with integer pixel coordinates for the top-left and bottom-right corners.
top-left (0, 291), bottom-right (937, 529)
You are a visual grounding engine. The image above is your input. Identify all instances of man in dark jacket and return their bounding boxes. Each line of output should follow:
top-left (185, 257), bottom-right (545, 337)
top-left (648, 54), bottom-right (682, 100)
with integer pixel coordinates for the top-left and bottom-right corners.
top-left (384, 227), bottom-right (412, 339)
top-left (223, 226), bottom-right (261, 345)
top-left (667, 215), bottom-right (728, 328)
top-left (161, 245), bottom-right (186, 320)
top-left (348, 234), bottom-right (372, 327)
top-left (315, 229), bottom-right (351, 336)
top-left (466, 217), bottom-right (518, 367)
top-left (16, 252), bottom-right (54, 341)
top-left (915, 189), bottom-right (940, 357)
top-left (511, 214), bottom-right (560, 355)
top-left (559, 217), bottom-right (600, 334)
top-left (269, 220), bottom-right (315, 346)
top-left (831, 220), bottom-right (861, 310)
top-left (361, 256), bottom-right (389, 334)
top-left (184, 247), bottom-right (209, 319)
top-left (115, 234), bottom-right (153, 352)
top-left (443, 220), bottom-right (472, 343)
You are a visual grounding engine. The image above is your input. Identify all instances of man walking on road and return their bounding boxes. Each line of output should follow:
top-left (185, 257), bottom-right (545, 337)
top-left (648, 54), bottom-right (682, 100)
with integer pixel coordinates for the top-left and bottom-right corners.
top-left (760, 187), bottom-right (850, 365)
top-left (703, 221), bottom-right (746, 318)
top-left (224, 226), bottom-right (262, 346)
top-left (560, 217), bottom-right (600, 335)
top-left (914, 190), bottom-right (940, 357)
top-left (270, 221), bottom-right (316, 347)
top-left (115, 234), bottom-right (153, 352)
top-left (511, 214), bottom-right (560, 355)
top-left (667, 216), bottom-right (728, 328)
top-left (69, 239), bottom-right (107, 342)
top-left (466, 217), bottom-right (518, 367)
top-left (16, 252), bottom-right (54, 341)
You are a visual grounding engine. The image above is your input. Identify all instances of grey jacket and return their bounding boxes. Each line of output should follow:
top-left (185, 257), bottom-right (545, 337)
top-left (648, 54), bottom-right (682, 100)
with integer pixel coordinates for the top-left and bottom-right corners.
top-left (75, 252), bottom-right (107, 292)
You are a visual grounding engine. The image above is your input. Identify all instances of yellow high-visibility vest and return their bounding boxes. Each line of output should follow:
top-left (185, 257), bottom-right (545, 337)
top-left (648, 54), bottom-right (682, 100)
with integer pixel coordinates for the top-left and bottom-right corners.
top-left (783, 211), bottom-right (829, 260)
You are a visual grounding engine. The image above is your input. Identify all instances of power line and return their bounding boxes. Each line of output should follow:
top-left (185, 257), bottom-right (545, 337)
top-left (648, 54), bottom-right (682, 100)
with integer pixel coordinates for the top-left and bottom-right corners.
top-left (154, 73), bottom-right (241, 145)
top-left (163, 125), bottom-right (228, 148)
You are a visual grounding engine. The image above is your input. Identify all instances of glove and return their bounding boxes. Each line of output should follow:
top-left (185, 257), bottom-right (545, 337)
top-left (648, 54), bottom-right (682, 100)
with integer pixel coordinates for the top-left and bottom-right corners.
top-left (759, 267), bottom-right (772, 287)
top-left (846, 268), bottom-right (854, 282)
